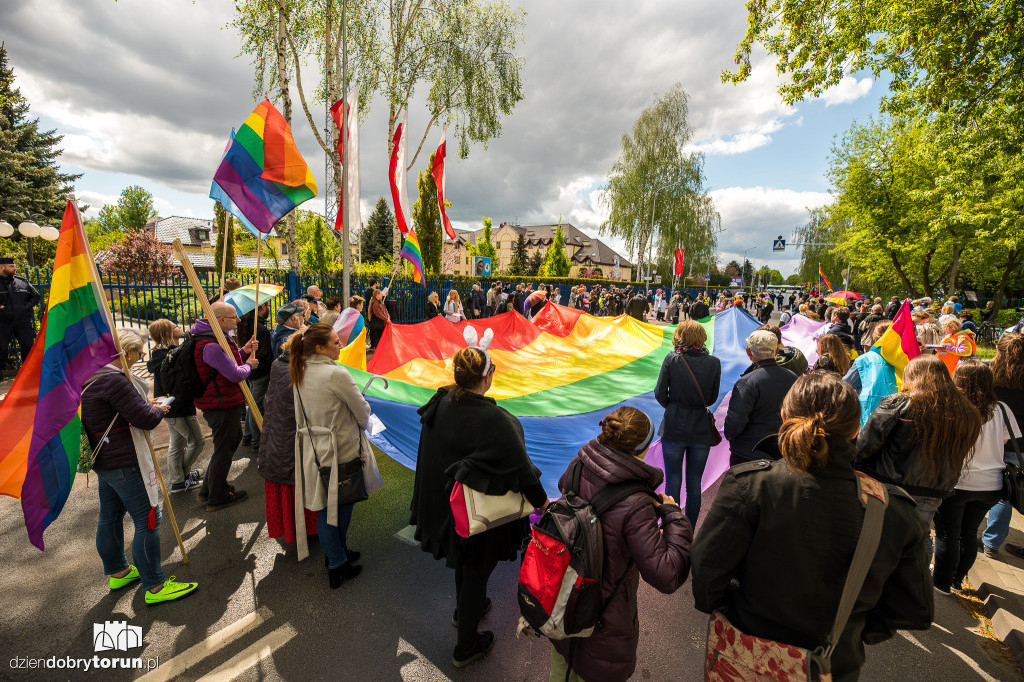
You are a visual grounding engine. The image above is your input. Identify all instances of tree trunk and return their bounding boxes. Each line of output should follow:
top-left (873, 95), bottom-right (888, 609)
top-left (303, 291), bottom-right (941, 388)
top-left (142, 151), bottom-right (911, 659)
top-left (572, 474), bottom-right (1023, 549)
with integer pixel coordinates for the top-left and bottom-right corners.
top-left (889, 250), bottom-right (918, 297)
top-left (920, 248), bottom-right (936, 299)
top-left (946, 244), bottom-right (963, 296)
top-left (277, 0), bottom-right (300, 271)
top-left (993, 245), bottom-right (1022, 316)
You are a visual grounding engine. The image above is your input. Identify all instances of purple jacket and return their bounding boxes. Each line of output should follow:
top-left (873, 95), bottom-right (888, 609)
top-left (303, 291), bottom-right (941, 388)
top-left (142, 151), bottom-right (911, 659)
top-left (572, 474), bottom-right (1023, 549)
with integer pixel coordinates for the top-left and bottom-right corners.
top-left (81, 366), bottom-right (164, 470)
top-left (189, 319), bottom-right (252, 410)
top-left (552, 439), bottom-right (692, 682)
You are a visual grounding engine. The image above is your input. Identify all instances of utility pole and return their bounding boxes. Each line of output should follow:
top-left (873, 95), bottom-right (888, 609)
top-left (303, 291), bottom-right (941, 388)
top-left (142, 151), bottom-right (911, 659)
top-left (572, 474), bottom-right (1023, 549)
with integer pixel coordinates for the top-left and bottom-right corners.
top-left (340, 0), bottom-right (350, 303)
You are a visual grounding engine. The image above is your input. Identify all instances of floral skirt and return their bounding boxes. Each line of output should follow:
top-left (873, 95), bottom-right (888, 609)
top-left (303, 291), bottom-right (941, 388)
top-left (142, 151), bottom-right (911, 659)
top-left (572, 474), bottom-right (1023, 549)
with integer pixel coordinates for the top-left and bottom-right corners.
top-left (265, 480), bottom-right (317, 543)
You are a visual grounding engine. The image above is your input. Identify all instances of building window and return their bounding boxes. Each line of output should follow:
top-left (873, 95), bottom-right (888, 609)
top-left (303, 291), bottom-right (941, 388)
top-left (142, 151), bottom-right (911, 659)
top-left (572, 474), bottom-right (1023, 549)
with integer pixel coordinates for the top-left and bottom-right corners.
top-left (281, 242), bottom-right (288, 255)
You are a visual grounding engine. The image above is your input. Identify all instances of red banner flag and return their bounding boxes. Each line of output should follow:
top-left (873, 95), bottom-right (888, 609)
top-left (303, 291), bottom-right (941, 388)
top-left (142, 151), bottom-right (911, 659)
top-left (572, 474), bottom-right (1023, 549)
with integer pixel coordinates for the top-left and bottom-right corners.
top-left (431, 129), bottom-right (456, 240)
top-left (389, 113), bottom-right (410, 235)
top-left (329, 85), bottom-right (360, 232)
top-left (673, 247), bottom-right (685, 276)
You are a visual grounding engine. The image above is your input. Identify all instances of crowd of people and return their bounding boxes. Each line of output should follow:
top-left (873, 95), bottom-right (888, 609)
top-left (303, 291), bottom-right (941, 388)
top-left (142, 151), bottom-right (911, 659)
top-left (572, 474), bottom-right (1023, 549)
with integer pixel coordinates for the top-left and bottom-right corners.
top-left (47, 272), bottom-right (1024, 678)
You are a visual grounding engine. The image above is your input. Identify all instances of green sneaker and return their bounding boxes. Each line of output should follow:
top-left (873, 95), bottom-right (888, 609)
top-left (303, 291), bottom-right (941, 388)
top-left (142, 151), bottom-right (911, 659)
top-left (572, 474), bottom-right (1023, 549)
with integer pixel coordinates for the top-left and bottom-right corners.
top-left (145, 577), bottom-right (198, 605)
top-left (108, 566), bottom-right (140, 590)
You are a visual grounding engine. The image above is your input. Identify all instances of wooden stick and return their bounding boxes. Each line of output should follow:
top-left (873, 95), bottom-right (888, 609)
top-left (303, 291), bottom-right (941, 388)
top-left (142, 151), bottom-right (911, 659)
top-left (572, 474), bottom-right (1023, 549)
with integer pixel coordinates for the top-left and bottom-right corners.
top-left (219, 215), bottom-right (231, 300)
top-left (172, 239), bottom-right (263, 431)
top-left (251, 243), bottom-right (262, 346)
top-left (77, 202), bottom-right (188, 564)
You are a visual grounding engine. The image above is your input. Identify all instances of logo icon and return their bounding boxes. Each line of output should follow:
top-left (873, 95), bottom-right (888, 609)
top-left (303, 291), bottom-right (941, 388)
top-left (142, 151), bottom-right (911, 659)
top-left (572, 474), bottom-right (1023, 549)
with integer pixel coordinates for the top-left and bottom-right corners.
top-left (93, 621), bottom-right (143, 652)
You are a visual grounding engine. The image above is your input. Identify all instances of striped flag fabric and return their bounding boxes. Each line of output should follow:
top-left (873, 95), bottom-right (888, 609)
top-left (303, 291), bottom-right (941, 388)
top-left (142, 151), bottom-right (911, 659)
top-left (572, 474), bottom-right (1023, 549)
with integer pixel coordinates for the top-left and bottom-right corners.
top-left (673, 247), bottom-right (685, 276)
top-left (818, 265), bottom-right (834, 293)
top-left (0, 201), bottom-right (118, 549)
top-left (400, 228), bottom-right (427, 285)
top-left (330, 84), bottom-right (361, 233)
top-left (871, 299), bottom-right (921, 389)
top-left (430, 129), bottom-right (457, 240)
top-left (389, 113), bottom-right (410, 235)
top-left (210, 100), bottom-right (317, 238)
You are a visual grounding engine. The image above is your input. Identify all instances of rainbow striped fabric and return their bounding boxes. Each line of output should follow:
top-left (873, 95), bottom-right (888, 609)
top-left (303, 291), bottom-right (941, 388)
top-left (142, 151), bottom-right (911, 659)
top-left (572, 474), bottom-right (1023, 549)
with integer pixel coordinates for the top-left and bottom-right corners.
top-left (211, 100), bottom-right (317, 237)
top-left (0, 202), bottom-right (117, 549)
top-left (335, 304), bottom-right (816, 495)
top-left (818, 266), bottom-right (834, 293)
top-left (399, 228), bottom-right (426, 284)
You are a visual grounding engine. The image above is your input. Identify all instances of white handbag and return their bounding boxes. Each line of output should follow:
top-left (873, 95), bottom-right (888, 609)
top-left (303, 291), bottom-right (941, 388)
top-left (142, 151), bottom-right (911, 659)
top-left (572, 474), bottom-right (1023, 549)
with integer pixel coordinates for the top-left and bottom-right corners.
top-left (450, 482), bottom-right (533, 537)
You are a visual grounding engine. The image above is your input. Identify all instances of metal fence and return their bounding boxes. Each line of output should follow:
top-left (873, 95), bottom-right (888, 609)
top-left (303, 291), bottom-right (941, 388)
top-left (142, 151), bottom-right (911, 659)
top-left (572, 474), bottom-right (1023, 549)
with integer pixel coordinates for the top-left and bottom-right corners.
top-left (5, 265), bottom-right (1023, 369)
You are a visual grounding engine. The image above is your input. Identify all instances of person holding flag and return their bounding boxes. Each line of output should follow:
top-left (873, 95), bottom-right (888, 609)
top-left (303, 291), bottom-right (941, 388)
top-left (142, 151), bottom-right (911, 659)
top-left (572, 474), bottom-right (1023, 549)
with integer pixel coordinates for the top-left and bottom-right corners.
top-left (82, 329), bottom-right (199, 604)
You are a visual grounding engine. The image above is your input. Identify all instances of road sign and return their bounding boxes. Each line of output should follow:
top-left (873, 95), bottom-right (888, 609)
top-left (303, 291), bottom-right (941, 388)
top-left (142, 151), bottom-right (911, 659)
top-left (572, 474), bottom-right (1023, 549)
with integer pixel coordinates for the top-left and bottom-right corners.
top-left (773, 235), bottom-right (786, 252)
top-left (704, 272), bottom-right (711, 280)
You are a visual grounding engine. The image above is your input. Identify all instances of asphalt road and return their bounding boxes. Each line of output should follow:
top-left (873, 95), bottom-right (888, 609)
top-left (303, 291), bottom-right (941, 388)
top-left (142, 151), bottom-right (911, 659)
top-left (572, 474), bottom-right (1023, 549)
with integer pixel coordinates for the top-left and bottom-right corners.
top-left (1, 437), bottom-right (1021, 682)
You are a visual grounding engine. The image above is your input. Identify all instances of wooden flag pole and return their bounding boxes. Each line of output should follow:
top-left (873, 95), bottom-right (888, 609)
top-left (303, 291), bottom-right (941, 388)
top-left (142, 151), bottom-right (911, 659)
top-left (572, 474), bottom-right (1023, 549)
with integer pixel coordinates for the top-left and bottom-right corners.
top-left (172, 239), bottom-right (263, 431)
top-left (76, 202), bottom-right (188, 564)
top-left (219, 215), bottom-right (231, 300)
top-left (250, 243), bottom-right (262, 346)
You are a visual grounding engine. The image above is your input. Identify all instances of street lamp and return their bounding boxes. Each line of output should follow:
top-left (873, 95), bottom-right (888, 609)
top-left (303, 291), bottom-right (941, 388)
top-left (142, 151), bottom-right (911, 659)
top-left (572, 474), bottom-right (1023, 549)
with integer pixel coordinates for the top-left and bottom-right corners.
top-left (0, 212), bottom-right (60, 269)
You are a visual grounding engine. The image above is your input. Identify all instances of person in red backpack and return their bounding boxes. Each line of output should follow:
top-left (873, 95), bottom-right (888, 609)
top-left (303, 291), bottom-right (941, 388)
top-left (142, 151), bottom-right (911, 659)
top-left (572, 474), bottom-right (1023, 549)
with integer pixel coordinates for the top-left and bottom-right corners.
top-left (190, 301), bottom-right (259, 511)
top-left (550, 407), bottom-right (692, 682)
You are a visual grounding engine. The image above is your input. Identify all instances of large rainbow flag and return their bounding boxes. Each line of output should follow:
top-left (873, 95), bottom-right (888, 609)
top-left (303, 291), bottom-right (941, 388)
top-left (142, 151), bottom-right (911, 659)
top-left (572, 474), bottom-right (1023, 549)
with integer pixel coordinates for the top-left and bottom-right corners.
top-left (399, 228), bottom-right (426, 285)
top-left (818, 265), bottom-right (834, 293)
top-left (210, 100), bottom-right (318, 238)
top-left (335, 304), bottom-right (830, 497)
top-left (0, 201), bottom-right (118, 549)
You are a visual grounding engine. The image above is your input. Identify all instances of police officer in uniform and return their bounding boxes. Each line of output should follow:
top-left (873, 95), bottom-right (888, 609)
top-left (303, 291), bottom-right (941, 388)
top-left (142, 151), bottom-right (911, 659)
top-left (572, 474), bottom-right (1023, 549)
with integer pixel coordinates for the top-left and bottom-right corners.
top-left (0, 257), bottom-right (40, 376)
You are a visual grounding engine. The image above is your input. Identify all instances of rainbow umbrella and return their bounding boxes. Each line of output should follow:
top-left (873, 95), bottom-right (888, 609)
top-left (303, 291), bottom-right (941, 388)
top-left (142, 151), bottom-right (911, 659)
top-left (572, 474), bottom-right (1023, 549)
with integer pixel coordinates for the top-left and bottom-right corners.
top-left (523, 290), bottom-right (548, 314)
top-left (222, 283), bottom-right (285, 317)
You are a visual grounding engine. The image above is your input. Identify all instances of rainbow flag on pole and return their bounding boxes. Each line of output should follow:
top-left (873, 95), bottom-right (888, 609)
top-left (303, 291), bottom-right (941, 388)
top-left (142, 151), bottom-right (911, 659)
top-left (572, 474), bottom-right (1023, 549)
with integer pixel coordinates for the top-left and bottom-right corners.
top-left (872, 299), bottom-right (921, 389)
top-left (0, 201), bottom-right (117, 549)
top-left (818, 265), bottom-right (834, 293)
top-left (399, 228), bottom-right (426, 285)
top-left (210, 100), bottom-right (318, 238)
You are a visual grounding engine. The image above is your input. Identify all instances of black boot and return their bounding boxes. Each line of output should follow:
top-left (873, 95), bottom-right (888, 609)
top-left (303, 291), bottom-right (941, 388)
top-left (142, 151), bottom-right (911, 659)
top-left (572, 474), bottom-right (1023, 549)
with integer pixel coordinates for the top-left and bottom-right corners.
top-left (327, 561), bottom-right (362, 588)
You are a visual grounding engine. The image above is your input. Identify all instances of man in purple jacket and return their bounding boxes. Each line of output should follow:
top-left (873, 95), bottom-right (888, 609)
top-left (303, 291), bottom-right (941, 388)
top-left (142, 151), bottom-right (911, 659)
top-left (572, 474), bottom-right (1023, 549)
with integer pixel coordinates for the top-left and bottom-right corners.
top-left (191, 302), bottom-right (259, 511)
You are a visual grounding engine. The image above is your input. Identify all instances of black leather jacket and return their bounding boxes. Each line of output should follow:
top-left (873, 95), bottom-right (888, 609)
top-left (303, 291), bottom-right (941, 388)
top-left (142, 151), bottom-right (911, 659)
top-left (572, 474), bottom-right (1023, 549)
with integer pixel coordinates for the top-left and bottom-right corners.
top-left (856, 393), bottom-right (961, 499)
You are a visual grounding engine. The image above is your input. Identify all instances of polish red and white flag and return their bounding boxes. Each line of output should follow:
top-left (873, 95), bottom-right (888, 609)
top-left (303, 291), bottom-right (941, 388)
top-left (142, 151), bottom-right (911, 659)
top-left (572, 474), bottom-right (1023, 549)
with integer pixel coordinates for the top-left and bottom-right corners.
top-left (389, 113), bottom-right (410, 235)
top-left (431, 128), bottom-right (456, 240)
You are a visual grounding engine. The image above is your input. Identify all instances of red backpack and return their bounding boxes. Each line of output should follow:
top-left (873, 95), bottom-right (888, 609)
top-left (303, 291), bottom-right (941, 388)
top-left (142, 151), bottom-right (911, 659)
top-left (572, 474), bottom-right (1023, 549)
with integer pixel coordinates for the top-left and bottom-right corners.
top-left (518, 458), bottom-right (657, 640)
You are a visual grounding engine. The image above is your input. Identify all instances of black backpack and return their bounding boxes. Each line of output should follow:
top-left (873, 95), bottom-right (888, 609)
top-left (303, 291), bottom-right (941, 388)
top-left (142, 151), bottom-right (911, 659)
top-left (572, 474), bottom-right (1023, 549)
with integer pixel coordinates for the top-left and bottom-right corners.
top-left (159, 332), bottom-right (215, 401)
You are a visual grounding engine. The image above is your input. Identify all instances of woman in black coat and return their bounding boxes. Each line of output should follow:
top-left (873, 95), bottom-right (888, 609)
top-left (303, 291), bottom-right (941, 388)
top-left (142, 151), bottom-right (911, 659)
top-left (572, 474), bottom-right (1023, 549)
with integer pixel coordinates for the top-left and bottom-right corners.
top-left (654, 319), bottom-right (721, 526)
top-left (258, 340), bottom-right (318, 545)
top-left (410, 339), bottom-right (547, 668)
top-left (425, 291), bottom-right (442, 319)
top-left (692, 372), bottom-right (933, 681)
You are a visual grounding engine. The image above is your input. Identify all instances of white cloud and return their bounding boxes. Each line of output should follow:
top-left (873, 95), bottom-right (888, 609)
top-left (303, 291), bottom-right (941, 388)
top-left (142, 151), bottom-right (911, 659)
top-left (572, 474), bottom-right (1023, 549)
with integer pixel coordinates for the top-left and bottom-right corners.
top-left (709, 186), bottom-right (834, 274)
top-left (819, 76), bottom-right (874, 107)
top-left (75, 190), bottom-right (118, 217)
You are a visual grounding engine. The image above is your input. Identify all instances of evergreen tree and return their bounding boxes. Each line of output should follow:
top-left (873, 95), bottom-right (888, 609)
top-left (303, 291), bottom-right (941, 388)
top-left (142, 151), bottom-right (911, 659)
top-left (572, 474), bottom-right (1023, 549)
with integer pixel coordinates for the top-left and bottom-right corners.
top-left (411, 151), bottom-right (443, 273)
top-left (0, 44), bottom-right (79, 223)
top-left (362, 197), bottom-right (395, 264)
top-left (539, 222), bottom-right (572, 278)
top-left (213, 201), bottom-right (236, 273)
top-left (468, 216), bottom-right (499, 267)
top-left (526, 250), bottom-right (543, 276)
top-left (507, 232), bottom-right (527, 275)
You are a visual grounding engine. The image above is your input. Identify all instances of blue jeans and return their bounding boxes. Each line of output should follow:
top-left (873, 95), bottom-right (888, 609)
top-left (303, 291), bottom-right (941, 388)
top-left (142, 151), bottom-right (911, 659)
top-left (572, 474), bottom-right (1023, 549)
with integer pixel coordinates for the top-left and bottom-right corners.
top-left (984, 500), bottom-right (1013, 551)
top-left (661, 440), bottom-right (711, 526)
top-left (95, 466), bottom-right (165, 590)
top-left (316, 503), bottom-right (354, 569)
top-left (244, 375), bottom-right (269, 449)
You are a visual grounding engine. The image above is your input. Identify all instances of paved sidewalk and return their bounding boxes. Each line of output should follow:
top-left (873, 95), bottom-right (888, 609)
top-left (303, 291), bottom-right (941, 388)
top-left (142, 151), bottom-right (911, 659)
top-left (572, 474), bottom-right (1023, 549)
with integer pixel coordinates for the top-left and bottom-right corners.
top-left (969, 508), bottom-right (1024, 671)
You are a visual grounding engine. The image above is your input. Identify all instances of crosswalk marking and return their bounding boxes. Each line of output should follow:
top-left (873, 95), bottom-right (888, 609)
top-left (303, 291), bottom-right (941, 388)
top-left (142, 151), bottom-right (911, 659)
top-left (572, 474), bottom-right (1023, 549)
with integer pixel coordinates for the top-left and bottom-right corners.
top-left (197, 623), bottom-right (298, 682)
top-left (136, 607), bottom-right (272, 682)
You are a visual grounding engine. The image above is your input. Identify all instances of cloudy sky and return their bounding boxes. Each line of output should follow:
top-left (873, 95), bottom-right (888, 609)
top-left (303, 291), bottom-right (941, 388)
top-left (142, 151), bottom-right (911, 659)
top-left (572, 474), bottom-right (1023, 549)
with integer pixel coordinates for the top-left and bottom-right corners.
top-left (2, 0), bottom-right (882, 276)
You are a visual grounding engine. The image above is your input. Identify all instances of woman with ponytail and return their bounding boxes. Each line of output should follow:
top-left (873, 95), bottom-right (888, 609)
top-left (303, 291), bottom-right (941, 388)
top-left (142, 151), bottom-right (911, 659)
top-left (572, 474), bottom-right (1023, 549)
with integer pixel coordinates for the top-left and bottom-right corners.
top-left (410, 327), bottom-right (547, 668)
top-left (289, 323), bottom-right (372, 589)
top-left (693, 372), bottom-right (932, 680)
